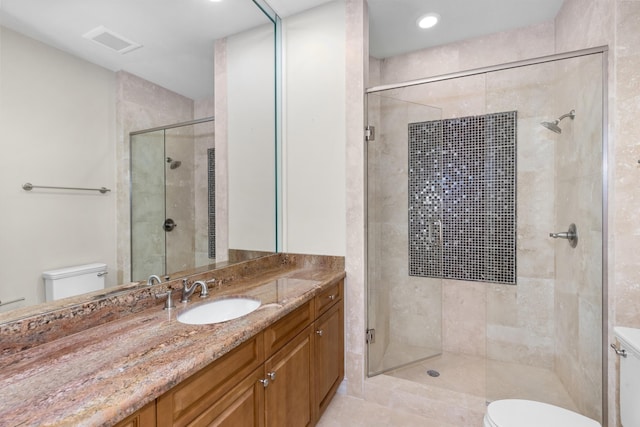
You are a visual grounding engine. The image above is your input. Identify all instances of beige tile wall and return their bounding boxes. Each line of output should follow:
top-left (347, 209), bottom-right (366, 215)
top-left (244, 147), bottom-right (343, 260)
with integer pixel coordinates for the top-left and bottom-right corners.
top-left (552, 54), bottom-right (604, 421)
top-left (613, 1), bottom-right (640, 329)
top-left (345, 0), bottom-right (368, 399)
top-left (194, 100), bottom-right (215, 266)
top-left (610, 2), bottom-right (640, 426)
top-left (213, 39), bottom-right (230, 263)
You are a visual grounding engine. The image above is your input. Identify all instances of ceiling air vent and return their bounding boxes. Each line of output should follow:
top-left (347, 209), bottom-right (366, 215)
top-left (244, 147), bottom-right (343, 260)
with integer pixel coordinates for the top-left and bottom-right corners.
top-left (82, 26), bottom-right (142, 54)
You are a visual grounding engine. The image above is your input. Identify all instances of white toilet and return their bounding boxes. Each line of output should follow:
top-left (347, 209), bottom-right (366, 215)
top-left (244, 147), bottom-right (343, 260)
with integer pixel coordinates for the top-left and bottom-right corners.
top-left (483, 399), bottom-right (600, 427)
top-left (43, 263), bottom-right (107, 301)
top-left (485, 326), bottom-right (640, 427)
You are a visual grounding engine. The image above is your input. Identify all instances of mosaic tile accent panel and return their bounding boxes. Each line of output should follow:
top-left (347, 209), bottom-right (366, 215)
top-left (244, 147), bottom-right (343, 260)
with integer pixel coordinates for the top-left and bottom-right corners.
top-left (408, 120), bottom-right (443, 278)
top-left (208, 148), bottom-right (216, 259)
top-left (409, 111), bottom-right (517, 285)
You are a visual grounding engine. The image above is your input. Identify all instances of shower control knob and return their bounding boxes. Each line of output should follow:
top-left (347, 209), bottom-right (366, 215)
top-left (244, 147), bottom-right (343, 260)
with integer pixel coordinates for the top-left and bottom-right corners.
top-left (163, 218), bottom-right (177, 232)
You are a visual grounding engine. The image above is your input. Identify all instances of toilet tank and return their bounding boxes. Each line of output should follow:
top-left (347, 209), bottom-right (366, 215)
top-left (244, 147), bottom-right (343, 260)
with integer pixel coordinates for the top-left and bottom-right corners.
top-left (614, 326), bottom-right (640, 427)
top-left (43, 263), bottom-right (107, 302)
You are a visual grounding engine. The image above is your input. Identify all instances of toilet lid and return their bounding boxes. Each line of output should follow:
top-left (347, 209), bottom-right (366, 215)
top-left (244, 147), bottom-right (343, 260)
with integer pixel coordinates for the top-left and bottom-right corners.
top-left (486, 400), bottom-right (601, 427)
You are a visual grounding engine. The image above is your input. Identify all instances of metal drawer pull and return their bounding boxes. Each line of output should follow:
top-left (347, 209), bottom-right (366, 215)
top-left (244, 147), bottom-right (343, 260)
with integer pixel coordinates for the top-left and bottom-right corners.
top-left (259, 378), bottom-right (270, 388)
top-left (328, 294), bottom-right (336, 301)
top-left (316, 329), bottom-right (323, 337)
top-left (267, 371), bottom-right (276, 381)
top-left (611, 343), bottom-right (627, 358)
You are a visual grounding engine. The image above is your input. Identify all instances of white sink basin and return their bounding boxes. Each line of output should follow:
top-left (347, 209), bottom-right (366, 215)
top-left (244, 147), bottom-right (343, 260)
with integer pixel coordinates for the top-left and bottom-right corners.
top-left (177, 297), bottom-right (261, 325)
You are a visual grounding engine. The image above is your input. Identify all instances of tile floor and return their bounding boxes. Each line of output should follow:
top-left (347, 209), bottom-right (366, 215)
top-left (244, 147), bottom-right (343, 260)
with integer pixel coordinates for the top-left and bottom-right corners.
top-left (316, 394), bottom-right (454, 427)
top-left (319, 351), bottom-right (578, 426)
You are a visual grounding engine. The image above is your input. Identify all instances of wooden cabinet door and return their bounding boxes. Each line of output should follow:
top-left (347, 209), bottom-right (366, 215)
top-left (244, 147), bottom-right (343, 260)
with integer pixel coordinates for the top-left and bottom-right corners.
top-left (184, 366), bottom-right (264, 427)
top-left (314, 301), bottom-right (344, 420)
top-left (113, 401), bottom-right (156, 427)
top-left (264, 325), bottom-right (313, 427)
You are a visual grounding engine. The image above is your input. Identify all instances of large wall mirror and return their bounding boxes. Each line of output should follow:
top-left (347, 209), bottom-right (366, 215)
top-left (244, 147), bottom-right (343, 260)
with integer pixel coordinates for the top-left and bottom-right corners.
top-left (0, 0), bottom-right (279, 316)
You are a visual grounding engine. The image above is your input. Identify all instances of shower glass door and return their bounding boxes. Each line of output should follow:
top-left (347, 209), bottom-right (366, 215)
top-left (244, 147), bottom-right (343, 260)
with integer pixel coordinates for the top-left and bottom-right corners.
top-left (482, 53), bottom-right (604, 422)
top-left (130, 119), bottom-right (216, 282)
top-left (131, 129), bottom-right (166, 281)
top-left (366, 90), bottom-right (444, 375)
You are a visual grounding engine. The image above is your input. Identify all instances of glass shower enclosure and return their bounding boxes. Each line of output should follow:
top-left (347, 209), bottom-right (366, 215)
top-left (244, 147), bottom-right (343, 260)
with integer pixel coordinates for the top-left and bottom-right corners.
top-left (130, 117), bottom-right (214, 281)
top-left (366, 50), bottom-right (605, 423)
top-left (366, 93), bottom-right (444, 374)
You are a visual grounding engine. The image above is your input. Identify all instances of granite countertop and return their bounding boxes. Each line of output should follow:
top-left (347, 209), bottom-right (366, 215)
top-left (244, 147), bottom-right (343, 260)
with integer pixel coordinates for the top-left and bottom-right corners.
top-left (0, 257), bottom-right (345, 426)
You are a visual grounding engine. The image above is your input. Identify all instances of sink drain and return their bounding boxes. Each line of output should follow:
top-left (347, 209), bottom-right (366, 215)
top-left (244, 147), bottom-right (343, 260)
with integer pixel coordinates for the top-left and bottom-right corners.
top-left (427, 369), bottom-right (440, 377)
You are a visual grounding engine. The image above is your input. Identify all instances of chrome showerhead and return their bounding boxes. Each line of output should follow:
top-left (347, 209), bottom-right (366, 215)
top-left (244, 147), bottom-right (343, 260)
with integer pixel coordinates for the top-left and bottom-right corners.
top-left (540, 109), bottom-right (575, 134)
top-left (166, 157), bottom-right (182, 169)
top-left (541, 120), bottom-right (562, 134)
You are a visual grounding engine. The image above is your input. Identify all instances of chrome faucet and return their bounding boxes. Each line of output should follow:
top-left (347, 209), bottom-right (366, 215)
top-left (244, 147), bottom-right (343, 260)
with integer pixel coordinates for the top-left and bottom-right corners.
top-left (147, 274), bottom-right (162, 286)
top-left (181, 279), bottom-right (209, 303)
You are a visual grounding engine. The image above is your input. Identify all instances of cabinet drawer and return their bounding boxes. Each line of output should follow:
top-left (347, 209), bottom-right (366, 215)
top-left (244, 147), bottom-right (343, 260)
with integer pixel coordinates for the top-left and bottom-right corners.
top-left (315, 280), bottom-right (343, 317)
top-left (157, 334), bottom-right (264, 427)
top-left (264, 301), bottom-right (313, 357)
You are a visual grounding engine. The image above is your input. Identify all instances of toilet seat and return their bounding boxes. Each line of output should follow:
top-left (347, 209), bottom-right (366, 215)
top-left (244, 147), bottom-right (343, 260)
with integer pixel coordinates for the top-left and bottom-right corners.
top-left (484, 399), bottom-right (600, 427)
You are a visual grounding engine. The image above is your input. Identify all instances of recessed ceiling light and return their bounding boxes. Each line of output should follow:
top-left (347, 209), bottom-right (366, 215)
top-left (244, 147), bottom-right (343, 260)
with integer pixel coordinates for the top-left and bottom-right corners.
top-left (417, 13), bottom-right (440, 29)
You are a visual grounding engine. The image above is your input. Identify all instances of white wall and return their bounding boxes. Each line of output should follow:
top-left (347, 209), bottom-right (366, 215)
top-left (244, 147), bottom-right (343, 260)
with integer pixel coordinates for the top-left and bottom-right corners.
top-left (283, 1), bottom-right (347, 256)
top-left (227, 25), bottom-right (276, 251)
top-left (0, 27), bottom-right (117, 310)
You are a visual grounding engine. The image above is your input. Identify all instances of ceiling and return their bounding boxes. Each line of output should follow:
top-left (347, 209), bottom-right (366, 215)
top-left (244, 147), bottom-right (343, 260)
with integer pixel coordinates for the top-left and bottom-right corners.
top-left (0, 0), bottom-right (272, 100)
top-left (0, 0), bottom-right (565, 100)
top-left (368, 0), bottom-right (565, 59)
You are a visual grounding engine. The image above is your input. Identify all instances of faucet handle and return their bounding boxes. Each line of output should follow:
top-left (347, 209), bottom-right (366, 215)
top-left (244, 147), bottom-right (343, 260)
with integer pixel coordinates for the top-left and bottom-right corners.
top-left (155, 290), bottom-right (176, 310)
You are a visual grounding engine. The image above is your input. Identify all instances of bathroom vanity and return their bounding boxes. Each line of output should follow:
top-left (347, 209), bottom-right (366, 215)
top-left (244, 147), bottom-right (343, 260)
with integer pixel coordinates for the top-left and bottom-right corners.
top-left (0, 254), bottom-right (345, 427)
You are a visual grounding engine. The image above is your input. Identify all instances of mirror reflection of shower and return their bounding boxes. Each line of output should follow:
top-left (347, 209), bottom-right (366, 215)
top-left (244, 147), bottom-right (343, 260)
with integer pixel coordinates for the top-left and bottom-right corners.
top-left (541, 109), bottom-right (575, 133)
top-left (166, 157), bottom-right (182, 169)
